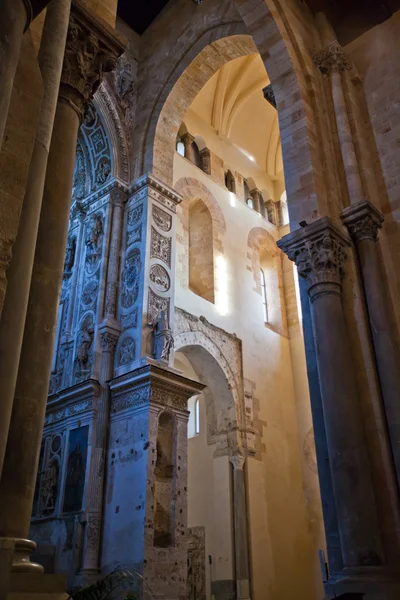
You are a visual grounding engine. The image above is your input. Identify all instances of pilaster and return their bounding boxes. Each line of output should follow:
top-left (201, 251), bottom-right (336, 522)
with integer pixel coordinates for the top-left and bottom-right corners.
top-left (115, 174), bottom-right (182, 375)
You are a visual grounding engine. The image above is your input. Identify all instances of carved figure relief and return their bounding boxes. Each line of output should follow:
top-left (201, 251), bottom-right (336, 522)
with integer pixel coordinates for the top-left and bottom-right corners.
top-left (148, 288), bottom-right (170, 325)
top-left (41, 458), bottom-right (59, 512)
top-left (73, 143), bottom-right (86, 200)
top-left (118, 337), bottom-right (135, 366)
top-left (128, 204), bottom-right (143, 226)
top-left (121, 249), bottom-right (141, 309)
top-left (150, 227), bottom-right (171, 267)
top-left (150, 264), bottom-right (170, 292)
top-left (151, 311), bottom-right (174, 362)
top-left (74, 316), bottom-right (94, 381)
top-left (64, 236), bottom-right (77, 279)
top-left (127, 226), bottom-right (141, 246)
top-left (96, 156), bottom-right (111, 186)
top-left (153, 205), bottom-right (172, 232)
top-left (85, 213), bottom-right (104, 274)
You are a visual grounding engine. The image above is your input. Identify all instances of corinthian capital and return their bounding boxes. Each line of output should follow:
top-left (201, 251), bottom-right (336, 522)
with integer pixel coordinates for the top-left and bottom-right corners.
top-left (313, 41), bottom-right (352, 75)
top-left (341, 200), bottom-right (384, 243)
top-left (100, 330), bottom-right (119, 352)
top-left (60, 1), bottom-right (125, 120)
top-left (277, 217), bottom-right (349, 290)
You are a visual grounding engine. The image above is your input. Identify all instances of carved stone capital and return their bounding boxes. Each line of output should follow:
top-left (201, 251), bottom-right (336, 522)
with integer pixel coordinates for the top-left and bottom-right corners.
top-left (263, 83), bottom-right (276, 109)
top-left (277, 217), bottom-right (349, 291)
top-left (181, 132), bottom-right (195, 148)
top-left (341, 200), bottom-right (384, 244)
top-left (60, 1), bottom-right (125, 120)
top-left (313, 41), bottom-right (352, 75)
top-left (110, 187), bottom-right (127, 208)
top-left (100, 330), bottom-right (119, 352)
top-left (230, 455), bottom-right (246, 471)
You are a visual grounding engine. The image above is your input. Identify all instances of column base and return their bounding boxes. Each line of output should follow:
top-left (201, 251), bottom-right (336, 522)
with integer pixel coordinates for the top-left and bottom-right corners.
top-left (325, 567), bottom-right (400, 600)
top-left (7, 573), bottom-right (67, 600)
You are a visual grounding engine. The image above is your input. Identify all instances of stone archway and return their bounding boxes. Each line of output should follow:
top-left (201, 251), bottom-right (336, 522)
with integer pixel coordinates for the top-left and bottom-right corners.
top-left (139, 0), bottom-right (333, 226)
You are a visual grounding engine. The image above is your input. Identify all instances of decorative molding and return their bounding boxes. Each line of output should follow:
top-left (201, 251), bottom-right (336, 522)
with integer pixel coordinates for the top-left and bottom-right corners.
top-left (277, 217), bottom-right (349, 290)
top-left (130, 174), bottom-right (183, 212)
top-left (313, 41), bottom-right (352, 75)
top-left (59, 1), bottom-right (125, 119)
top-left (341, 200), bottom-right (384, 243)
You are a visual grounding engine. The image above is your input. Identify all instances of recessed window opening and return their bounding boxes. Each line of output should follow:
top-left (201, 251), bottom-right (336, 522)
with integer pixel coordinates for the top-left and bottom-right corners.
top-left (260, 268), bottom-right (268, 323)
top-left (225, 170), bottom-right (236, 193)
top-left (195, 397), bottom-right (200, 435)
top-left (176, 140), bottom-right (185, 157)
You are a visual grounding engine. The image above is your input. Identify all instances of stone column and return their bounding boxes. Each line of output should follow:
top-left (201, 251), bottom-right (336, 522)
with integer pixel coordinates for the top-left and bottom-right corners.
top-left (278, 217), bottom-right (384, 572)
top-left (0, 0), bottom-right (32, 147)
top-left (313, 41), bottom-right (363, 206)
top-left (200, 147), bottom-right (211, 175)
top-left (0, 1), bottom-right (124, 576)
top-left (181, 132), bottom-right (195, 163)
top-left (0, 0), bottom-right (71, 483)
top-left (342, 200), bottom-right (400, 489)
top-left (230, 455), bottom-right (251, 600)
top-left (250, 188), bottom-right (265, 218)
top-left (81, 187), bottom-right (126, 577)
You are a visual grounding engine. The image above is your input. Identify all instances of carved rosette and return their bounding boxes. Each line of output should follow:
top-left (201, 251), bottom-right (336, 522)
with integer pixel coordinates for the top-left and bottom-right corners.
top-left (313, 41), bottom-right (352, 75)
top-left (341, 200), bottom-right (384, 244)
top-left (100, 331), bottom-right (119, 352)
top-left (60, 4), bottom-right (125, 120)
top-left (278, 217), bottom-right (349, 292)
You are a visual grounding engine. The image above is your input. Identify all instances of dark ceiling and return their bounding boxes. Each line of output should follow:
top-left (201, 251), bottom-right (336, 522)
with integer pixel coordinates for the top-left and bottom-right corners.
top-left (117, 0), bottom-right (171, 35)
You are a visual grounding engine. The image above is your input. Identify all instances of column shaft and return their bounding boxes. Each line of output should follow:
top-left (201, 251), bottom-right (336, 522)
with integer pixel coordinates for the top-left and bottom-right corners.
top-left (64, 210), bottom-right (86, 336)
top-left (0, 0), bottom-right (71, 482)
top-left (0, 0), bottom-right (30, 146)
top-left (231, 456), bottom-right (251, 600)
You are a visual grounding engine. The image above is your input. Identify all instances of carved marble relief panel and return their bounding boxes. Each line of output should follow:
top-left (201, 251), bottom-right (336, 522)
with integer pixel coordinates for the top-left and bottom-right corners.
top-left (32, 433), bottom-right (64, 519)
top-left (150, 227), bottom-right (171, 267)
top-left (63, 426), bottom-right (89, 513)
top-left (81, 103), bottom-right (112, 193)
top-left (152, 205), bottom-right (172, 232)
top-left (119, 201), bottom-right (144, 333)
top-left (148, 289), bottom-right (170, 325)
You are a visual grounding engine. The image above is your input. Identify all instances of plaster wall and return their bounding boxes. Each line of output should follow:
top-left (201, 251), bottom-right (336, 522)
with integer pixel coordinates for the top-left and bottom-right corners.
top-left (173, 150), bottom-right (324, 600)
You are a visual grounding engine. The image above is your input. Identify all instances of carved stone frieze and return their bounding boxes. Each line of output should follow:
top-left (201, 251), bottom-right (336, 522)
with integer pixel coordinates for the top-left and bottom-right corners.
top-left (128, 204), bottom-right (143, 226)
top-left (45, 398), bottom-right (93, 425)
top-left (150, 227), bottom-right (171, 267)
top-left (313, 41), bottom-right (352, 75)
top-left (277, 217), bottom-right (349, 290)
top-left (150, 264), bottom-right (170, 292)
top-left (148, 289), bottom-right (170, 325)
top-left (153, 205), bottom-right (172, 232)
top-left (111, 386), bottom-right (150, 413)
top-left (59, 3), bottom-right (125, 120)
top-left (130, 174), bottom-right (183, 213)
top-left (341, 200), bottom-right (384, 244)
top-left (100, 331), bottom-right (119, 352)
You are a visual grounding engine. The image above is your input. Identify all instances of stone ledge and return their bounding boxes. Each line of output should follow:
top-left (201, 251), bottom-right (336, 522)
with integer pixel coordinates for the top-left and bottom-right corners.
top-left (8, 574), bottom-right (67, 597)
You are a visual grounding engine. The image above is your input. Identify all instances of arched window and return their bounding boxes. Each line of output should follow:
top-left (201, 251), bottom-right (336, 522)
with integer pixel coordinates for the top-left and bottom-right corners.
top-left (225, 170), bottom-right (236, 193)
top-left (176, 133), bottom-right (185, 157)
top-left (260, 268), bottom-right (268, 323)
top-left (191, 140), bottom-right (203, 170)
top-left (244, 179), bottom-right (251, 203)
top-left (195, 398), bottom-right (200, 435)
top-left (189, 200), bottom-right (215, 303)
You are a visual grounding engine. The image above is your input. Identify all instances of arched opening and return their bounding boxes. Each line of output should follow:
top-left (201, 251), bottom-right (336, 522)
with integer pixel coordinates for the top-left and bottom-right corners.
top-left (189, 199), bottom-right (215, 303)
top-left (224, 170), bottom-right (236, 194)
top-left (174, 344), bottom-right (238, 600)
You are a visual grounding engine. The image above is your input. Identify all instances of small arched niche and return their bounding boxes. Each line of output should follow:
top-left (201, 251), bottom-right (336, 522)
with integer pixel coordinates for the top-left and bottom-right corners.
top-left (154, 411), bottom-right (176, 548)
top-left (189, 199), bottom-right (215, 303)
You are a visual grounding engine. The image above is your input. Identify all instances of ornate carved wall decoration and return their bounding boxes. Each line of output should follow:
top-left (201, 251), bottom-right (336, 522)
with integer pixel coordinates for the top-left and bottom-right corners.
top-left (74, 314), bottom-right (94, 382)
top-left (118, 337), bottom-right (136, 366)
top-left (64, 235), bottom-right (77, 280)
top-left (82, 279), bottom-right (99, 307)
top-left (121, 248), bottom-right (141, 309)
top-left (150, 227), bottom-right (171, 267)
top-left (128, 204), bottom-right (143, 226)
top-left (73, 142), bottom-right (87, 200)
top-left (148, 289), bottom-right (170, 325)
top-left (150, 264), bottom-right (170, 293)
top-left (95, 156), bottom-right (111, 187)
top-left (153, 205), bottom-right (172, 232)
top-left (127, 226), bottom-right (141, 245)
top-left (40, 435), bottom-right (62, 515)
top-left (187, 527), bottom-right (206, 600)
top-left (85, 213), bottom-right (104, 272)
top-left (63, 426), bottom-right (89, 513)
top-left (120, 308), bottom-right (138, 331)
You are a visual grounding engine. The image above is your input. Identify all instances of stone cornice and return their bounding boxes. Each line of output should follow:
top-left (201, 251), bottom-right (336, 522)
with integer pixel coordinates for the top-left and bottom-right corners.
top-left (129, 173), bottom-right (183, 208)
top-left (277, 217), bottom-right (350, 289)
top-left (60, 0), bottom-right (126, 120)
top-left (313, 40), bottom-right (352, 75)
top-left (341, 200), bottom-right (384, 243)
